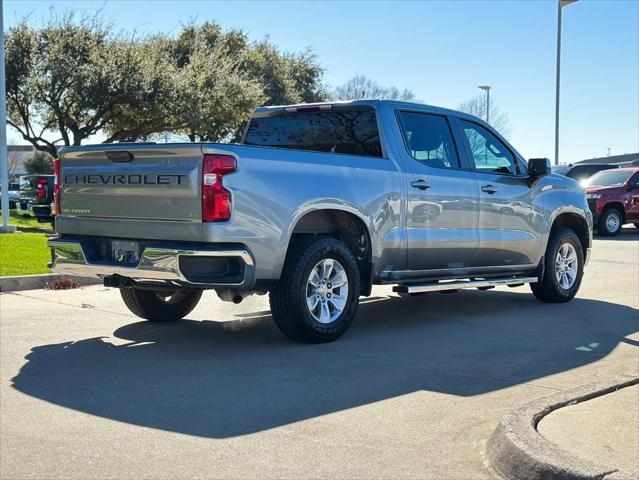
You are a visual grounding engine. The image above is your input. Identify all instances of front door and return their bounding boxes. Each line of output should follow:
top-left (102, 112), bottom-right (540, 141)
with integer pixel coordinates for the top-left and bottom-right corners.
top-left (456, 119), bottom-right (542, 267)
top-left (396, 111), bottom-right (480, 272)
top-left (625, 172), bottom-right (639, 222)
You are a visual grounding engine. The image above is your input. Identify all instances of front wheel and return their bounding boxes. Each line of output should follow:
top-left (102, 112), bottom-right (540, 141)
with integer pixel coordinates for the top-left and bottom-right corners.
top-left (270, 236), bottom-right (360, 343)
top-left (597, 208), bottom-right (623, 236)
top-left (531, 227), bottom-right (584, 303)
top-left (120, 287), bottom-right (203, 322)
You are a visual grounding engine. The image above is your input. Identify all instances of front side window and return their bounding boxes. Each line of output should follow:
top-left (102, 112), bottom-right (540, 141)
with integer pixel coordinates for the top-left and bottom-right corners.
top-left (243, 106), bottom-right (382, 158)
top-left (397, 111), bottom-right (460, 169)
top-left (460, 120), bottom-right (518, 175)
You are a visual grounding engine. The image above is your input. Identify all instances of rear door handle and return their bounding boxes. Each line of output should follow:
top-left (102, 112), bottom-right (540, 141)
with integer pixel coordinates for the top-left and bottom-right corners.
top-left (411, 179), bottom-right (431, 190)
top-left (481, 184), bottom-right (498, 194)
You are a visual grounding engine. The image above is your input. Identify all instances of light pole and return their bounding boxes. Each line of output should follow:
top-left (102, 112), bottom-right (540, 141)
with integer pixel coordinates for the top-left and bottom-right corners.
top-left (0, 0), bottom-right (15, 233)
top-left (478, 85), bottom-right (491, 124)
top-left (554, 0), bottom-right (578, 165)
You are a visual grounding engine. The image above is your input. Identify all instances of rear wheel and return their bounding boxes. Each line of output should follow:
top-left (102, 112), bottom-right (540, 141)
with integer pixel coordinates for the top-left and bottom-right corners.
top-left (597, 207), bottom-right (623, 236)
top-left (270, 236), bottom-right (360, 343)
top-left (120, 287), bottom-right (202, 322)
top-left (531, 227), bottom-right (584, 303)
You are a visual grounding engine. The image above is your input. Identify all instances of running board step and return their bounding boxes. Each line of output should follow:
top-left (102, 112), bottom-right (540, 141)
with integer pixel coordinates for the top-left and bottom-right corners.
top-left (393, 277), bottom-right (538, 295)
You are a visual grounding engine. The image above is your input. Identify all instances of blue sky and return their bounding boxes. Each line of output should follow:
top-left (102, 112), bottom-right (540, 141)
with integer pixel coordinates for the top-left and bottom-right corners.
top-left (5, 0), bottom-right (638, 164)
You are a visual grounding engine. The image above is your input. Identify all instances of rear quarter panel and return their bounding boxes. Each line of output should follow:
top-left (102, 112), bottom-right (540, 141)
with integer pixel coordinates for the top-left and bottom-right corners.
top-left (202, 144), bottom-right (404, 281)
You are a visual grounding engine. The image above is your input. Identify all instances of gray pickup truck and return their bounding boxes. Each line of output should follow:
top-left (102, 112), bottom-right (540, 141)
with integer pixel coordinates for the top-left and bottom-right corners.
top-left (49, 100), bottom-right (593, 343)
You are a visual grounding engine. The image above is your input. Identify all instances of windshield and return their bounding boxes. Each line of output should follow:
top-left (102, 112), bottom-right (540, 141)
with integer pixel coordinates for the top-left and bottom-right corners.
top-left (552, 164), bottom-right (570, 176)
top-left (584, 170), bottom-right (634, 187)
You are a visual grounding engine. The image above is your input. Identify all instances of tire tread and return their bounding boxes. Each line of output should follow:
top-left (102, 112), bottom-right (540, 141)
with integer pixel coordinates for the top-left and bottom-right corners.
top-left (120, 287), bottom-right (202, 322)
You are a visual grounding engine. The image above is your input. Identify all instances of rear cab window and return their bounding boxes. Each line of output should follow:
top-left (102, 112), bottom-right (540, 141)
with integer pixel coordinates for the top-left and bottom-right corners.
top-left (242, 105), bottom-right (383, 158)
top-left (396, 111), bottom-right (460, 169)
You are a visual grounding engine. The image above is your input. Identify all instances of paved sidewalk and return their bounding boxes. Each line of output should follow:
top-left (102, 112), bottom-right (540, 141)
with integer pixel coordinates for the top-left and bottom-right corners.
top-left (538, 384), bottom-right (639, 475)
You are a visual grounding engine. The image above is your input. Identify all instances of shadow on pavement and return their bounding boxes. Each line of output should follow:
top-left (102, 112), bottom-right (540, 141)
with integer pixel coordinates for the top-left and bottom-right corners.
top-left (12, 290), bottom-right (639, 438)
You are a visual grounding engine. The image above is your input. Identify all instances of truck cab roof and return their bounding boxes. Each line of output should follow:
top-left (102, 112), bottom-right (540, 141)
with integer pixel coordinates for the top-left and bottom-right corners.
top-left (252, 99), bottom-right (487, 124)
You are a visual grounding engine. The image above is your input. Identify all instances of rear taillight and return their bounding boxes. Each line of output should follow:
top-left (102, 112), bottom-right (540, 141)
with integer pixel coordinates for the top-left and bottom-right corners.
top-left (202, 154), bottom-right (236, 222)
top-left (53, 159), bottom-right (60, 216)
top-left (37, 178), bottom-right (48, 199)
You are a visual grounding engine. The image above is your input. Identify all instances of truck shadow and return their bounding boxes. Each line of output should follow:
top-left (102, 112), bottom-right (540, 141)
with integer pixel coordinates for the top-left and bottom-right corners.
top-left (11, 290), bottom-right (639, 438)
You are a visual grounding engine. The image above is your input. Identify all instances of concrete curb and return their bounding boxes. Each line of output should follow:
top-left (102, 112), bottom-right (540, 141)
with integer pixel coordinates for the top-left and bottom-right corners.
top-left (0, 274), bottom-right (102, 292)
top-left (487, 375), bottom-right (639, 480)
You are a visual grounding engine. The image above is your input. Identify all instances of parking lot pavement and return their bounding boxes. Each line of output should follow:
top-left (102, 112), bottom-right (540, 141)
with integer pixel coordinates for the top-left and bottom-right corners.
top-left (1, 227), bottom-right (638, 480)
top-left (538, 384), bottom-right (639, 475)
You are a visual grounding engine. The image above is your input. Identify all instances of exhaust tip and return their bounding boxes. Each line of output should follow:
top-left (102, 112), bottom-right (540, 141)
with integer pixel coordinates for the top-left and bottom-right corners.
top-left (232, 295), bottom-right (243, 304)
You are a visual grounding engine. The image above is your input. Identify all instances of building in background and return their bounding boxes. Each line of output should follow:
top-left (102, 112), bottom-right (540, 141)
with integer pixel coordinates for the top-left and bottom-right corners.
top-left (574, 152), bottom-right (639, 167)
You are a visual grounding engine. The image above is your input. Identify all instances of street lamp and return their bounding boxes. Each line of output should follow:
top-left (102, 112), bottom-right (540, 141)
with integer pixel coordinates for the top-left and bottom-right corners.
top-left (0, 0), bottom-right (16, 233)
top-left (554, 0), bottom-right (579, 165)
top-left (478, 85), bottom-right (491, 124)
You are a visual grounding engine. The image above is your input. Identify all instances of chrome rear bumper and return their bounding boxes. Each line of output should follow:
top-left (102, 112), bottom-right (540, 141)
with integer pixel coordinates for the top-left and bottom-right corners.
top-left (48, 238), bottom-right (254, 287)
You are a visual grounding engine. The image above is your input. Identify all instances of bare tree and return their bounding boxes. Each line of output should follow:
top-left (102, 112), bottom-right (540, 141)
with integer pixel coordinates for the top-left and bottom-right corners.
top-left (332, 75), bottom-right (415, 101)
top-left (7, 155), bottom-right (21, 179)
top-left (458, 94), bottom-right (510, 137)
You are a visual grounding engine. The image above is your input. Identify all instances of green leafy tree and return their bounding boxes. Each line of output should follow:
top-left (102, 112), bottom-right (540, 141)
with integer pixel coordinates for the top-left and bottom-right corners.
top-left (6, 15), bottom-right (327, 149)
top-left (243, 40), bottom-right (326, 106)
top-left (157, 22), bottom-right (265, 142)
top-left (24, 151), bottom-right (54, 174)
top-left (5, 13), bottom-right (174, 156)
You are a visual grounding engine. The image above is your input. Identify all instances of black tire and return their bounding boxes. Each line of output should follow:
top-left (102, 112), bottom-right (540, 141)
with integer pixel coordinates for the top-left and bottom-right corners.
top-left (120, 287), bottom-right (203, 322)
top-left (531, 227), bottom-right (584, 303)
top-left (269, 236), bottom-right (360, 343)
top-left (596, 207), bottom-right (623, 237)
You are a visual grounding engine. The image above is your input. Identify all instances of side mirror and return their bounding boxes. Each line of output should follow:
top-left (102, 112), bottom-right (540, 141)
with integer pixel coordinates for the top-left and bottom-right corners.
top-left (527, 158), bottom-right (551, 178)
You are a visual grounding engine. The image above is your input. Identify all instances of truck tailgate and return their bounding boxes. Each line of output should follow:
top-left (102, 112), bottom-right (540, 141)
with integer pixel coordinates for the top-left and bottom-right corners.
top-left (58, 144), bottom-right (204, 240)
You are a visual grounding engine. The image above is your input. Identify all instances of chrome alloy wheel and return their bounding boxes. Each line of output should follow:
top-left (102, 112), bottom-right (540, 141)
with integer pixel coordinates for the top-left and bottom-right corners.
top-left (555, 243), bottom-right (578, 290)
top-left (306, 258), bottom-right (349, 324)
top-left (606, 211), bottom-right (621, 233)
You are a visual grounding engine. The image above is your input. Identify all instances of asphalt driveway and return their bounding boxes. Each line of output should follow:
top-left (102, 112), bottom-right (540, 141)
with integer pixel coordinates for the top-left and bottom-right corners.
top-left (1, 228), bottom-right (637, 479)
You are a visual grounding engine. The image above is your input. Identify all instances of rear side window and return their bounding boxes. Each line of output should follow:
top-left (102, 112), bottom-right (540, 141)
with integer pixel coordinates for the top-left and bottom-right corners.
top-left (397, 111), bottom-right (460, 169)
top-left (243, 107), bottom-right (382, 157)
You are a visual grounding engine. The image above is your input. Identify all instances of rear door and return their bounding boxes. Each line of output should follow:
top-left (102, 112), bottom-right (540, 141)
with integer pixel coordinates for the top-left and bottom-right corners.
top-left (396, 110), bottom-right (480, 272)
top-left (455, 119), bottom-right (542, 267)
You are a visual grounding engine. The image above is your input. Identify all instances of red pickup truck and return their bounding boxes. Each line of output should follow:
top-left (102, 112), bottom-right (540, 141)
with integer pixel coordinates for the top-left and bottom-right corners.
top-left (585, 167), bottom-right (639, 236)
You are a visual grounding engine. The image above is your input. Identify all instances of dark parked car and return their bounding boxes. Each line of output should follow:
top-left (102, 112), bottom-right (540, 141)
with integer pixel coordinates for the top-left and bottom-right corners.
top-left (585, 167), bottom-right (639, 236)
top-left (16, 175), bottom-right (55, 223)
top-left (0, 182), bottom-right (20, 209)
top-left (553, 163), bottom-right (619, 184)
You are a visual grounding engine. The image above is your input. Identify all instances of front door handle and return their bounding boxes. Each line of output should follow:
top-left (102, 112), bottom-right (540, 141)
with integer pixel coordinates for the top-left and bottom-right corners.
top-left (481, 184), bottom-right (498, 194)
top-left (411, 179), bottom-right (431, 190)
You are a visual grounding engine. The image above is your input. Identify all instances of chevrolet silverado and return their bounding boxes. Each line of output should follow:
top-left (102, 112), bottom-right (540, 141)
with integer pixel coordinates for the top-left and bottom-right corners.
top-left (48, 100), bottom-right (593, 343)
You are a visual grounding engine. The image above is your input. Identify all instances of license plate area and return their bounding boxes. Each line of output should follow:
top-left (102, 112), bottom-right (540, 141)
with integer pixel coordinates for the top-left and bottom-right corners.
top-left (110, 240), bottom-right (140, 264)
